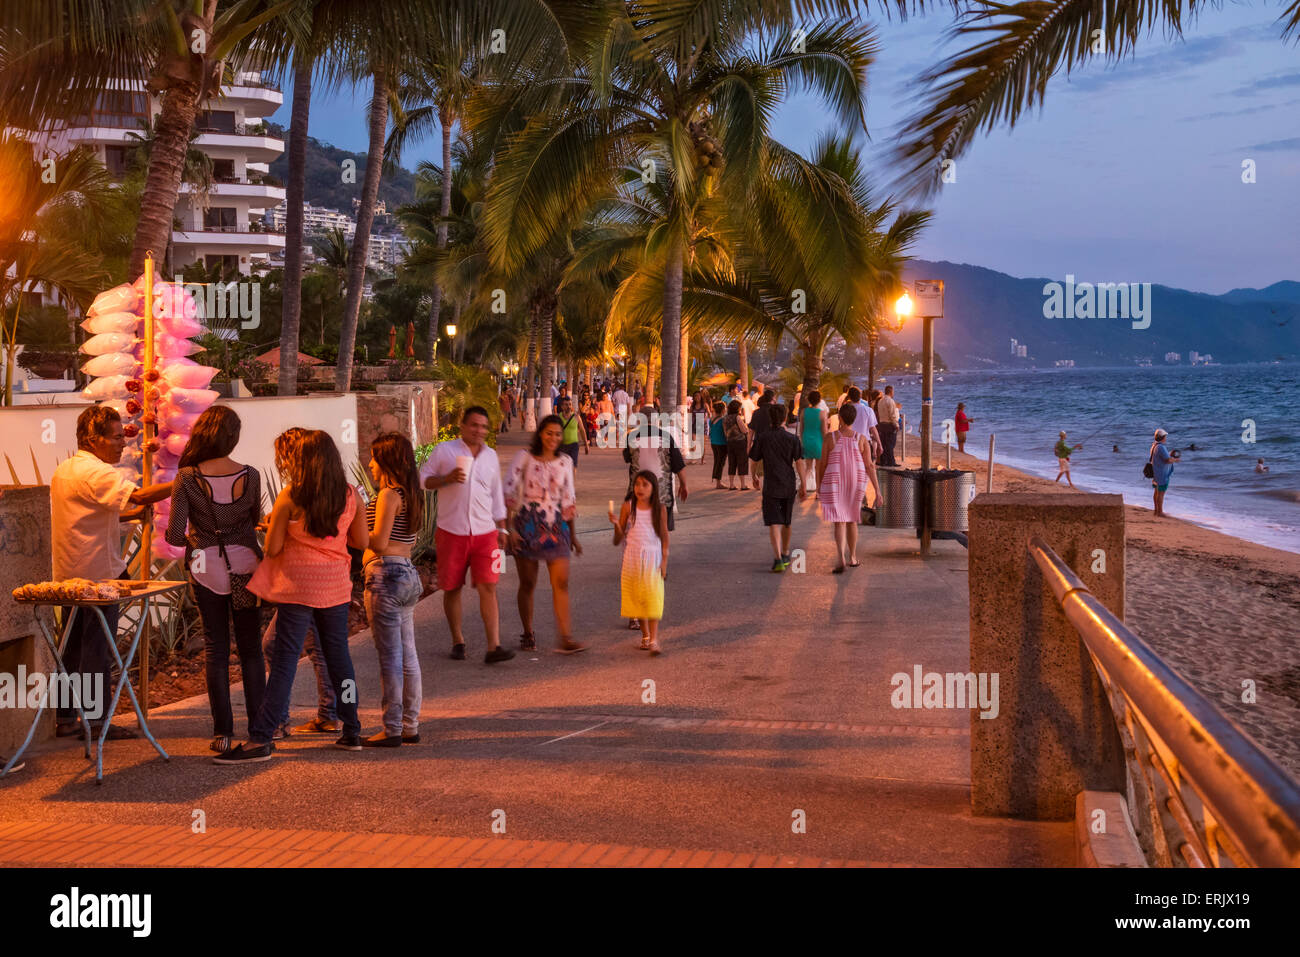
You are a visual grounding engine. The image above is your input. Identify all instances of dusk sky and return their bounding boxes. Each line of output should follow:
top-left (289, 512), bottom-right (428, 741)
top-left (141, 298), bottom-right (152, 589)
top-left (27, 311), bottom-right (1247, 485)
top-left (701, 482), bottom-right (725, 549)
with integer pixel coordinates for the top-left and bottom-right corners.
top-left (273, 5), bottom-right (1300, 295)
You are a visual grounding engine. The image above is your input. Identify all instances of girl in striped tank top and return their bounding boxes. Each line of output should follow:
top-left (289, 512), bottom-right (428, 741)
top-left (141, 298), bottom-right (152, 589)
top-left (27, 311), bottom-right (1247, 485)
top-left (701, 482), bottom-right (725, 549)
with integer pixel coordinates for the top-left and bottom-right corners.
top-left (360, 433), bottom-right (426, 747)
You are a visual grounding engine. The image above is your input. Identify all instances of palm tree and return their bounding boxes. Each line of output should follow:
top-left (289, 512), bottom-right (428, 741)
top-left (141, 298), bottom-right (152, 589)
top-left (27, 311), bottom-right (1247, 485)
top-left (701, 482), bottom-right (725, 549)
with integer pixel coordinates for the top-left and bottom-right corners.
top-left (480, 1), bottom-right (875, 413)
top-left (1, 137), bottom-right (115, 404)
top-left (0, 1), bottom-right (306, 279)
top-left (278, 48), bottom-right (314, 395)
top-left (385, 22), bottom-right (483, 364)
top-left (330, 0), bottom-right (573, 391)
top-left (890, 0), bottom-right (1300, 193)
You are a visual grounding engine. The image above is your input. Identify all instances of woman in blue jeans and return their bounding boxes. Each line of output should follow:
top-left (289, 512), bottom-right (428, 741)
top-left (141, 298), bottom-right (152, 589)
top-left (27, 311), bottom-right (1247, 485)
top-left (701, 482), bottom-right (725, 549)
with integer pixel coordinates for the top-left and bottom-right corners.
top-left (361, 433), bottom-right (425, 747)
top-left (166, 406), bottom-right (266, 754)
top-left (215, 430), bottom-right (369, 764)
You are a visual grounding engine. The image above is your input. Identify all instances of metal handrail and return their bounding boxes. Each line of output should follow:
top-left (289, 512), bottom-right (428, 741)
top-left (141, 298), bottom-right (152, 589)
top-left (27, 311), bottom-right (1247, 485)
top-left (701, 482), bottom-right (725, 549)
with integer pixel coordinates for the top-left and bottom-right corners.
top-left (1028, 536), bottom-right (1300, 867)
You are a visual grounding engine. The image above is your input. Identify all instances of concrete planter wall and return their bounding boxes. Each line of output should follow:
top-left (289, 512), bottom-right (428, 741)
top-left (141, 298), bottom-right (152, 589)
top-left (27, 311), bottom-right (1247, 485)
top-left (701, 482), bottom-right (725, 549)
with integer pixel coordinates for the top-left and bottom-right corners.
top-left (0, 485), bottom-right (56, 753)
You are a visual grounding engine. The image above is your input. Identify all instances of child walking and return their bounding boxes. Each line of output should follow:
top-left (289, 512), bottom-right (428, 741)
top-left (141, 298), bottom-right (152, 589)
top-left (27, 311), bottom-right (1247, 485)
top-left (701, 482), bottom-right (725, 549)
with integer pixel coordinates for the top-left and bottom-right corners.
top-left (610, 469), bottom-right (669, 655)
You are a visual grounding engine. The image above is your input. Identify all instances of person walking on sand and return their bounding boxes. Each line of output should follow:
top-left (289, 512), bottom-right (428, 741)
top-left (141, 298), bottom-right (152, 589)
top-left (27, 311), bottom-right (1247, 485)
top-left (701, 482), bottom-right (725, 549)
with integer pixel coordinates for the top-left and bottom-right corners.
top-left (1149, 428), bottom-right (1179, 517)
top-left (505, 415), bottom-right (585, 654)
top-left (1054, 430), bottom-right (1082, 488)
top-left (796, 390), bottom-right (828, 500)
top-left (419, 407), bottom-right (515, 664)
top-left (611, 470), bottom-right (669, 654)
top-left (360, 433), bottom-right (426, 747)
top-left (955, 402), bottom-right (973, 452)
top-left (818, 403), bottom-right (881, 573)
top-left (750, 404), bottom-right (804, 571)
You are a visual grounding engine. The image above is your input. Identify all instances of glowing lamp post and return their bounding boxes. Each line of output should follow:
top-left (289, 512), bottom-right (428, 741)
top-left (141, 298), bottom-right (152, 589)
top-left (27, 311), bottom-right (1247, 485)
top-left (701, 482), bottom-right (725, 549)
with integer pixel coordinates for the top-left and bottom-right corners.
top-left (913, 281), bottom-right (944, 555)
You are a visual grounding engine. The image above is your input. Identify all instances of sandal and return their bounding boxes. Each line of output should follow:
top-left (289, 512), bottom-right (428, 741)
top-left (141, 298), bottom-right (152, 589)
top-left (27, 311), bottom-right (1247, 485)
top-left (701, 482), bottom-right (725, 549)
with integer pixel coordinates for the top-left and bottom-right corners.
top-left (848, 560), bottom-right (861, 568)
top-left (626, 618), bottom-right (641, 630)
top-left (649, 641), bottom-right (662, 656)
top-left (554, 638), bottom-right (588, 655)
top-left (209, 735), bottom-right (232, 754)
top-left (520, 632), bottom-right (537, 652)
top-left (639, 636), bottom-right (652, 651)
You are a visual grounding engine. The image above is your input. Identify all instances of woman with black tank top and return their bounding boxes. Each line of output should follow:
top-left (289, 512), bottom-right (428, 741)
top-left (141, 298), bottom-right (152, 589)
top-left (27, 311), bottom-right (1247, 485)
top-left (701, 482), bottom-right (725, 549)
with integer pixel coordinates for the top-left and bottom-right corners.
top-left (166, 406), bottom-right (266, 754)
top-left (361, 433), bottom-right (425, 747)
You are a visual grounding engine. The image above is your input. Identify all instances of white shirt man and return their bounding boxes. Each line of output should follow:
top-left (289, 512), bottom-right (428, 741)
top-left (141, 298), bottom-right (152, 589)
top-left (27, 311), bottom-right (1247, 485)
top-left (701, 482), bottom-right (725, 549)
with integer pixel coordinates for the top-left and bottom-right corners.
top-left (740, 391), bottom-right (758, 424)
top-left (419, 408), bottom-right (513, 663)
top-left (612, 386), bottom-right (631, 420)
top-left (49, 406), bottom-right (172, 735)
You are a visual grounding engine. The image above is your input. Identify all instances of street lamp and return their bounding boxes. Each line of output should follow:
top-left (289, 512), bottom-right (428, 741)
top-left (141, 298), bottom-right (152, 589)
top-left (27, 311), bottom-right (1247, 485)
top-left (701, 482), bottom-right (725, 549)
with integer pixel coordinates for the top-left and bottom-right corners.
top-left (445, 323), bottom-right (457, 338)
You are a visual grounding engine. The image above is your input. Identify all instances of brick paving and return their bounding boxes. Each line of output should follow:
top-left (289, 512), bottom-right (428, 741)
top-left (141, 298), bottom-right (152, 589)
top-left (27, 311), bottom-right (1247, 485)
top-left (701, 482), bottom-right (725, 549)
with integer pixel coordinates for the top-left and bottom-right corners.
top-left (0, 820), bottom-right (874, 868)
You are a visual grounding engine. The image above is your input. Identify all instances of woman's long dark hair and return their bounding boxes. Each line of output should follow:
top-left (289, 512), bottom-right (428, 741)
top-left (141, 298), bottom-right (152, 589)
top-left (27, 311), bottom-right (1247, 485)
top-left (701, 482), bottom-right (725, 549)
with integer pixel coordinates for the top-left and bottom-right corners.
top-left (624, 468), bottom-right (666, 545)
top-left (530, 414), bottom-right (565, 456)
top-left (178, 405), bottom-right (240, 469)
top-left (290, 430), bottom-right (348, 539)
top-left (370, 432), bottom-right (424, 528)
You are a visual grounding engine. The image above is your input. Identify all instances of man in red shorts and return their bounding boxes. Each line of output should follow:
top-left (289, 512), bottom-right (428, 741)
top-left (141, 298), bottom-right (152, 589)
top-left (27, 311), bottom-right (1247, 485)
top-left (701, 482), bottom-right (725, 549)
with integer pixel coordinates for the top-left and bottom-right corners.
top-left (420, 407), bottom-right (515, 663)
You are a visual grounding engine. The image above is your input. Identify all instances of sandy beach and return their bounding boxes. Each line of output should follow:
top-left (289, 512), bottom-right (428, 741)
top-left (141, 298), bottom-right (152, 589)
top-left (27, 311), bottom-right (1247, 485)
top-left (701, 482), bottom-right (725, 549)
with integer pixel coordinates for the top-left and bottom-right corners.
top-left (886, 436), bottom-right (1300, 777)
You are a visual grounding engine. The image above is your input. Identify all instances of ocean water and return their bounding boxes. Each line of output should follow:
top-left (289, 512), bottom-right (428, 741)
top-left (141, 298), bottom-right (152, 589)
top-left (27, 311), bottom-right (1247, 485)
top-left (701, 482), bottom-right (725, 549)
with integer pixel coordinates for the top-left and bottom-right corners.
top-left (871, 364), bottom-right (1300, 553)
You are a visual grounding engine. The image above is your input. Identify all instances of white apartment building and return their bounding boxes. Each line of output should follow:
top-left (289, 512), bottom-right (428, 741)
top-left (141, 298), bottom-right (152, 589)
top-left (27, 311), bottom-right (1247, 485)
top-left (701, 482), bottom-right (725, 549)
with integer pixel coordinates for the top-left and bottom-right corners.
top-left (41, 72), bottom-right (286, 276)
top-left (1165, 352), bottom-right (1181, 363)
top-left (267, 201), bottom-right (355, 237)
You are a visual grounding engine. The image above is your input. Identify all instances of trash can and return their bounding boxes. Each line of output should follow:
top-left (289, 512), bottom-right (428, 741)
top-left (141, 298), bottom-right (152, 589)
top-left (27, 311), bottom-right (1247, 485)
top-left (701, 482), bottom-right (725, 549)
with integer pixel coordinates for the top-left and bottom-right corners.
top-left (876, 467), bottom-right (922, 529)
top-left (927, 469), bottom-right (977, 532)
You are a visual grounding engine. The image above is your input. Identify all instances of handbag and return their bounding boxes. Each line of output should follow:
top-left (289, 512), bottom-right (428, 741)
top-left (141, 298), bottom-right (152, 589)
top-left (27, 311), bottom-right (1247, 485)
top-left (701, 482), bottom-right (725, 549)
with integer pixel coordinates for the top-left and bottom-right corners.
top-left (1142, 445), bottom-right (1155, 479)
top-left (188, 469), bottom-right (262, 610)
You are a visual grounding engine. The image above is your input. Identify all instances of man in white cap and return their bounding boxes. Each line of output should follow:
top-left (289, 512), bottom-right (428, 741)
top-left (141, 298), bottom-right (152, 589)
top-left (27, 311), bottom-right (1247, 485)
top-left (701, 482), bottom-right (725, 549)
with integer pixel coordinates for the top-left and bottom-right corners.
top-left (1148, 428), bottom-right (1179, 516)
top-left (1054, 430), bottom-right (1082, 488)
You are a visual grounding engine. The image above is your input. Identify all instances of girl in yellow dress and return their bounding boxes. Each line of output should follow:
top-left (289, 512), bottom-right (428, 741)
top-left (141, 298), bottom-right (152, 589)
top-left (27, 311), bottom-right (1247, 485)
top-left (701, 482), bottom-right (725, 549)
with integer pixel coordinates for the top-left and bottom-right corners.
top-left (609, 469), bottom-right (669, 654)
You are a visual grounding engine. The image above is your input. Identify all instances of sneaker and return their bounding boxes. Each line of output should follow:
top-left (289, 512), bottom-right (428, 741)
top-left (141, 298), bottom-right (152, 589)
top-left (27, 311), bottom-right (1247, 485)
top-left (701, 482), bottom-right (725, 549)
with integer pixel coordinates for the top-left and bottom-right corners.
top-left (362, 732), bottom-right (401, 748)
top-left (485, 646), bottom-right (516, 664)
top-left (449, 643), bottom-right (467, 660)
top-left (781, 553), bottom-right (793, 568)
top-left (519, 632), bottom-right (537, 652)
top-left (213, 742), bottom-right (275, 765)
top-left (771, 558), bottom-right (786, 573)
top-left (294, 718), bottom-right (337, 735)
top-left (402, 733), bottom-right (421, 744)
top-left (334, 734), bottom-right (363, 751)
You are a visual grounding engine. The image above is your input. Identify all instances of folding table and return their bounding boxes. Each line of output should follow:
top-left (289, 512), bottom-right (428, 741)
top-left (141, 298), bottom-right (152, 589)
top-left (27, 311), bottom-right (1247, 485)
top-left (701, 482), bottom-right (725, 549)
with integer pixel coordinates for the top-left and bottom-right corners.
top-left (2, 580), bottom-right (183, 783)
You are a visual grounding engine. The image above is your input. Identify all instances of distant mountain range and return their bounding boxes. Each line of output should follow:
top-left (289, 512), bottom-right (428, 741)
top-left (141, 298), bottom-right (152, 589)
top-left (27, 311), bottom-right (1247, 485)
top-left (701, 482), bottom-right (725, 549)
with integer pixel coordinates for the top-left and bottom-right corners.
top-left (267, 122), bottom-right (417, 215)
top-left (893, 261), bottom-right (1300, 368)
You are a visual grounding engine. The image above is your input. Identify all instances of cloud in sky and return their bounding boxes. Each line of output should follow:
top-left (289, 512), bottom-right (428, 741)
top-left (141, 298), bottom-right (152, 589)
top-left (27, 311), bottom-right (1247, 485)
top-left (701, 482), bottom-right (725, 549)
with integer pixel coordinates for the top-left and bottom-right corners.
top-left (1062, 27), bottom-right (1265, 94)
top-left (1238, 137), bottom-right (1300, 152)
top-left (1229, 71), bottom-right (1300, 96)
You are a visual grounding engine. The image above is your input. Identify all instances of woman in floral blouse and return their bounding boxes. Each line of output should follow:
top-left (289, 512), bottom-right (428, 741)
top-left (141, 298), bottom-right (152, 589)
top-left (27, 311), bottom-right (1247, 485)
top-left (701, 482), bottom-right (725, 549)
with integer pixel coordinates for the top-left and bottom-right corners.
top-left (505, 415), bottom-right (585, 654)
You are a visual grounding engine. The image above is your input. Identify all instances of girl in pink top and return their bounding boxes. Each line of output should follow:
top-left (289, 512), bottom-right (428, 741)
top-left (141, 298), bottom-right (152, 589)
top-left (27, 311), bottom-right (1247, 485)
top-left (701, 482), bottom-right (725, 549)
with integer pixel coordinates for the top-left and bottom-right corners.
top-left (218, 430), bottom-right (368, 764)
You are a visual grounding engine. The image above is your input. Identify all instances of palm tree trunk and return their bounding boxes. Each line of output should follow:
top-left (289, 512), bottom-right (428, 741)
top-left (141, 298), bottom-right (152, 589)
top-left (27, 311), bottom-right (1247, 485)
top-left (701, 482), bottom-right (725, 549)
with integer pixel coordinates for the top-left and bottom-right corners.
top-left (645, 349), bottom-right (655, 406)
top-left (659, 231), bottom-right (683, 412)
top-left (738, 336), bottom-right (749, 393)
top-left (129, 82), bottom-right (202, 278)
top-left (422, 106), bottom-right (453, 363)
top-left (538, 288), bottom-right (555, 416)
top-left (279, 54), bottom-right (312, 395)
top-left (336, 69), bottom-right (389, 391)
top-left (679, 325), bottom-right (688, 408)
top-left (452, 298), bottom-right (464, 362)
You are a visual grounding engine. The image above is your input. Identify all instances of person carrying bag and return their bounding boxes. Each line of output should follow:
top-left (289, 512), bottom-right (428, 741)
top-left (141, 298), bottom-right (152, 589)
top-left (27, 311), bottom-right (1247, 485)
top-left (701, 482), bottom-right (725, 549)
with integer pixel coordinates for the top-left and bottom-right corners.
top-left (165, 406), bottom-right (266, 755)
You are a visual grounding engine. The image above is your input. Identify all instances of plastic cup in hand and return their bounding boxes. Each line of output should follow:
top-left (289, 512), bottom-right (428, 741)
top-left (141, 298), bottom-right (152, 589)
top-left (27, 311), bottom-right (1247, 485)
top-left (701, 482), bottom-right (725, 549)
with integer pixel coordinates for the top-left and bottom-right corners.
top-left (455, 455), bottom-right (472, 482)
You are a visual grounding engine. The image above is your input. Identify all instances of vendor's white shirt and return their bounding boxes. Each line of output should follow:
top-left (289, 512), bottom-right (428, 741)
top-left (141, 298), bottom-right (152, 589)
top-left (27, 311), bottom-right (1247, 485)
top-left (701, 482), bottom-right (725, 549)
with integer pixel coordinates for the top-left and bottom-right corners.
top-left (50, 449), bottom-right (137, 580)
top-left (418, 438), bottom-right (505, 537)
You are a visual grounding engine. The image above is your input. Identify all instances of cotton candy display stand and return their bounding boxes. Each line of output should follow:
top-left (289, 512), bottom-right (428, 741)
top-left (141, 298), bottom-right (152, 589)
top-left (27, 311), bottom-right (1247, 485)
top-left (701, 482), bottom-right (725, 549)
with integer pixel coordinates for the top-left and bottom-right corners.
top-left (80, 255), bottom-right (218, 713)
top-left (81, 264), bottom-right (218, 565)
